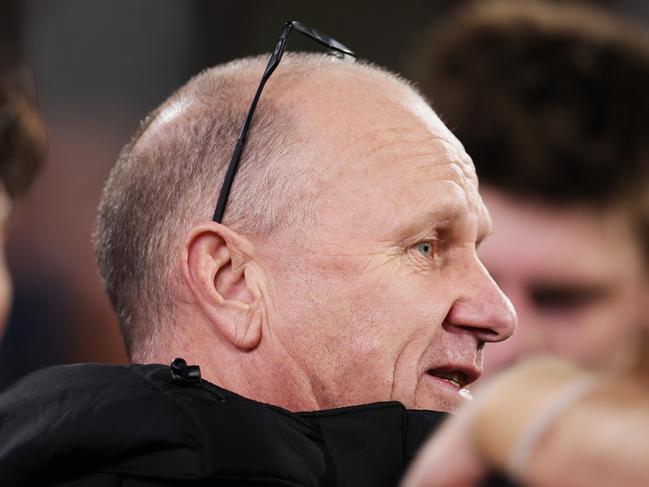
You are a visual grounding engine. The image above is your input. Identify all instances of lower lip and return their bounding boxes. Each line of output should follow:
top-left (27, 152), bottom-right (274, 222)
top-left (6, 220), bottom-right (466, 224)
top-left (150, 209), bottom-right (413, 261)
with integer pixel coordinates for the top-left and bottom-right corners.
top-left (424, 374), bottom-right (473, 403)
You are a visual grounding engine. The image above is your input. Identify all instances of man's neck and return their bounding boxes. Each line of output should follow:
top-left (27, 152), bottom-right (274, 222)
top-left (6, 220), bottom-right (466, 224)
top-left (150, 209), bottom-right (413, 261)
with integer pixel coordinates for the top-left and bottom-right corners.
top-left (137, 329), bottom-right (323, 412)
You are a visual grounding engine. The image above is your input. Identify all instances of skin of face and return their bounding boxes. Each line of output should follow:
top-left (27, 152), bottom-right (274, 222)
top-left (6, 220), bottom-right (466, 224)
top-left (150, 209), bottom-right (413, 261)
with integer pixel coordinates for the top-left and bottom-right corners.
top-left (479, 187), bottom-right (649, 377)
top-left (249, 71), bottom-right (517, 412)
top-left (0, 187), bottom-right (12, 339)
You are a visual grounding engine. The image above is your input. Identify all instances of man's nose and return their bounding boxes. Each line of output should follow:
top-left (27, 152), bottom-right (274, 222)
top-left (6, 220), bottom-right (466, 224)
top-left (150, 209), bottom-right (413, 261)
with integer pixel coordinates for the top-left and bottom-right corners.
top-left (444, 263), bottom-right (517, 343)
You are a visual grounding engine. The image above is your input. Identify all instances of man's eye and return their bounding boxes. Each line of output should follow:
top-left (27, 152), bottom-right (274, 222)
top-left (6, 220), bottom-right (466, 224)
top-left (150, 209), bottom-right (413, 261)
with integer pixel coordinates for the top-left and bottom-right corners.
top-left (416, 242), bottom-right (434, 257)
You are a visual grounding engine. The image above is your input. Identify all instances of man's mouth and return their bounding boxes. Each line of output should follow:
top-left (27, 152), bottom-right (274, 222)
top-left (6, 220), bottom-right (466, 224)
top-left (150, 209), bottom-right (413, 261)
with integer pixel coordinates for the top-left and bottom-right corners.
top-left (426, 367), bottom-right (479, 389)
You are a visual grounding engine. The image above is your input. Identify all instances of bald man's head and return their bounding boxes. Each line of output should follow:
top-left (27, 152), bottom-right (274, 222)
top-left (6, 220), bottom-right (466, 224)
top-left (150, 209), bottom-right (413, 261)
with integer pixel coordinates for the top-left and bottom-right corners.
top-left (94, 51), bottom-right (517, 412)
top-left (93, 53), bottom-right (424, 357)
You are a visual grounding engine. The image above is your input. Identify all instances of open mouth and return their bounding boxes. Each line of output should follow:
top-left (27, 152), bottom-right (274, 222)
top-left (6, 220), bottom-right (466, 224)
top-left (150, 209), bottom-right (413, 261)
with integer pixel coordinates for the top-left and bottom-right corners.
top-left (426, 368), bottom-right (473, 389)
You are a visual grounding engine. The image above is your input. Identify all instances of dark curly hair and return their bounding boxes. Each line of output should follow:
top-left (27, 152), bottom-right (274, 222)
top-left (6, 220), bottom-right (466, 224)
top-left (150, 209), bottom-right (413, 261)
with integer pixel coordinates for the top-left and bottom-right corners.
top-left (0, 69), bottom-right (46, 198)
top-left (417, 0), bottom-right (649, 211)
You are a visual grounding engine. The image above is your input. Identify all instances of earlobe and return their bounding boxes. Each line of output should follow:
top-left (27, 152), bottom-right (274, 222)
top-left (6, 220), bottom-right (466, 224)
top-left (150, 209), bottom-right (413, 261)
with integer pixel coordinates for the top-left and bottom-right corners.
top-left (183, 222), bottom-right (263, 350)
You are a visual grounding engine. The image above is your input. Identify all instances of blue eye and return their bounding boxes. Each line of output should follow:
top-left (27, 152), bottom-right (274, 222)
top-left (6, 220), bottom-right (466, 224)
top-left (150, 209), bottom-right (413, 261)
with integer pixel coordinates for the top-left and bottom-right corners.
top-left (416, 242), bottom-right (434, 257)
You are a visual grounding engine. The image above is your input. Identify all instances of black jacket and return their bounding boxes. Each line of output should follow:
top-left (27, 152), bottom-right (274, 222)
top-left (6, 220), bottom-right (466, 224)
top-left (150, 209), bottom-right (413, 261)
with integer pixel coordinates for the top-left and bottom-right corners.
top-left (0, 361), bottom-right (447, 486)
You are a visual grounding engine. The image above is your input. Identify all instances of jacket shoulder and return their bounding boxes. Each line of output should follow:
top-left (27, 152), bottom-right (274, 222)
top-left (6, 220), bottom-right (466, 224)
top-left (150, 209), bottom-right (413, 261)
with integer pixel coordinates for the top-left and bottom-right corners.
top-left (0, 362), bottom-right (190, 432)
top-left (0, 363), bottom-right (205, 485)
top-left (0, 363), bottom-right (324, 486)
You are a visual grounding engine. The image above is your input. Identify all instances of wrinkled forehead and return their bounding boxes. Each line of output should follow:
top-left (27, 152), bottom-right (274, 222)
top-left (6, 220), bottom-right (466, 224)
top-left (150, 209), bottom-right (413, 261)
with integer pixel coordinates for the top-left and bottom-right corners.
top-left (288, 70), bottom-right (483, 217)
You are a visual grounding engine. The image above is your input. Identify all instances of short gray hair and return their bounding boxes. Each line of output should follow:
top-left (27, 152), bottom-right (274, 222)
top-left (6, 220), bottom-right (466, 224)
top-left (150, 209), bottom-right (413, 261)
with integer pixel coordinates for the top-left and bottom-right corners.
top-left (94, 54), bottom-right (313, 356)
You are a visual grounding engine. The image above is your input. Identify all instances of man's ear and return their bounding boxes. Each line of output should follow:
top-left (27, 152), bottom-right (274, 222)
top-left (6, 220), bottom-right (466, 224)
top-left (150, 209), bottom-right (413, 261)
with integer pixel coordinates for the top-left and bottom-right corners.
top-left (183, 222), bottom-right (264, 351)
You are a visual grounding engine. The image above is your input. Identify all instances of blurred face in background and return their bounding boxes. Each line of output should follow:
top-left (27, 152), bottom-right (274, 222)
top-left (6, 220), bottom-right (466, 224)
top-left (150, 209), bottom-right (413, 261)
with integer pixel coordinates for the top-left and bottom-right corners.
top-left (0, 185), bottom-right (11, 336)
top-left (0, 73), bottom-right (46, 342)
top-left (480, 187), bottom-right (649, 377)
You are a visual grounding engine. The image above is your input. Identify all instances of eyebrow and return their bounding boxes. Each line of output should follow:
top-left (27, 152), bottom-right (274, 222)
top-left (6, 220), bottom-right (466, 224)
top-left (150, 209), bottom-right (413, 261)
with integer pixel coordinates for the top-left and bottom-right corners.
top-left (417, 202), bottom-right (474, 242)
top-left (392, 184), bottom-right (489, 245)
top-left (424, 196), bottom-right (467, 222)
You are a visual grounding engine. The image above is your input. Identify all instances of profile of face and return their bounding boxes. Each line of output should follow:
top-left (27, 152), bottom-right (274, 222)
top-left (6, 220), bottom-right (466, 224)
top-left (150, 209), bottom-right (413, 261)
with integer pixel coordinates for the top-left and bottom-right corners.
top-left (479, 188), bottom-right (649, 377)
top-left (247, 73), bottom-right (516, 412)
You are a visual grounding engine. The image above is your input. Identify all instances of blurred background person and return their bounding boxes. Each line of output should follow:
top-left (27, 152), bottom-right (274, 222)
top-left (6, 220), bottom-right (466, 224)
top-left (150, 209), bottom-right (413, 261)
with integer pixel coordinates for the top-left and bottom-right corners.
top-left (403, 356), bottom-right (649, 487)
top-left (415, 0), bottom-right (649, 381)
top-left (0, 66), bottom-right (46, 340)
top-left (403, 4), bottom-right (649, 485)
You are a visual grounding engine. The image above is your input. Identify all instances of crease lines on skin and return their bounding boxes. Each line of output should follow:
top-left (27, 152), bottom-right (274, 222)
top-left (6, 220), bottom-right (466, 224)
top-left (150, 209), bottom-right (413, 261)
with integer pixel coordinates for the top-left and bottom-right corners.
top-left (340, 126), bottom-right (449, 158)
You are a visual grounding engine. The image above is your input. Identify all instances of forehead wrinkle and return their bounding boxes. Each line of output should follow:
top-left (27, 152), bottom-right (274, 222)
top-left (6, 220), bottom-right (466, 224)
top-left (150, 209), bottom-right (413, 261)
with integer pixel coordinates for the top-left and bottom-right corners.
top-left (437, 137), bottom-right (477, 180)
top-left (339, 130), bottom-right (484, 242)
top-left (435, 180), bottom-right (471, 218)
top-left (420, 178), bottom-right (492, 247)
top-left (411, 155), bottom-right (478, 204)
top-left (339, 123), bottom-right (449, 161)
top-left (384, 179), bottom-right (471, 241)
